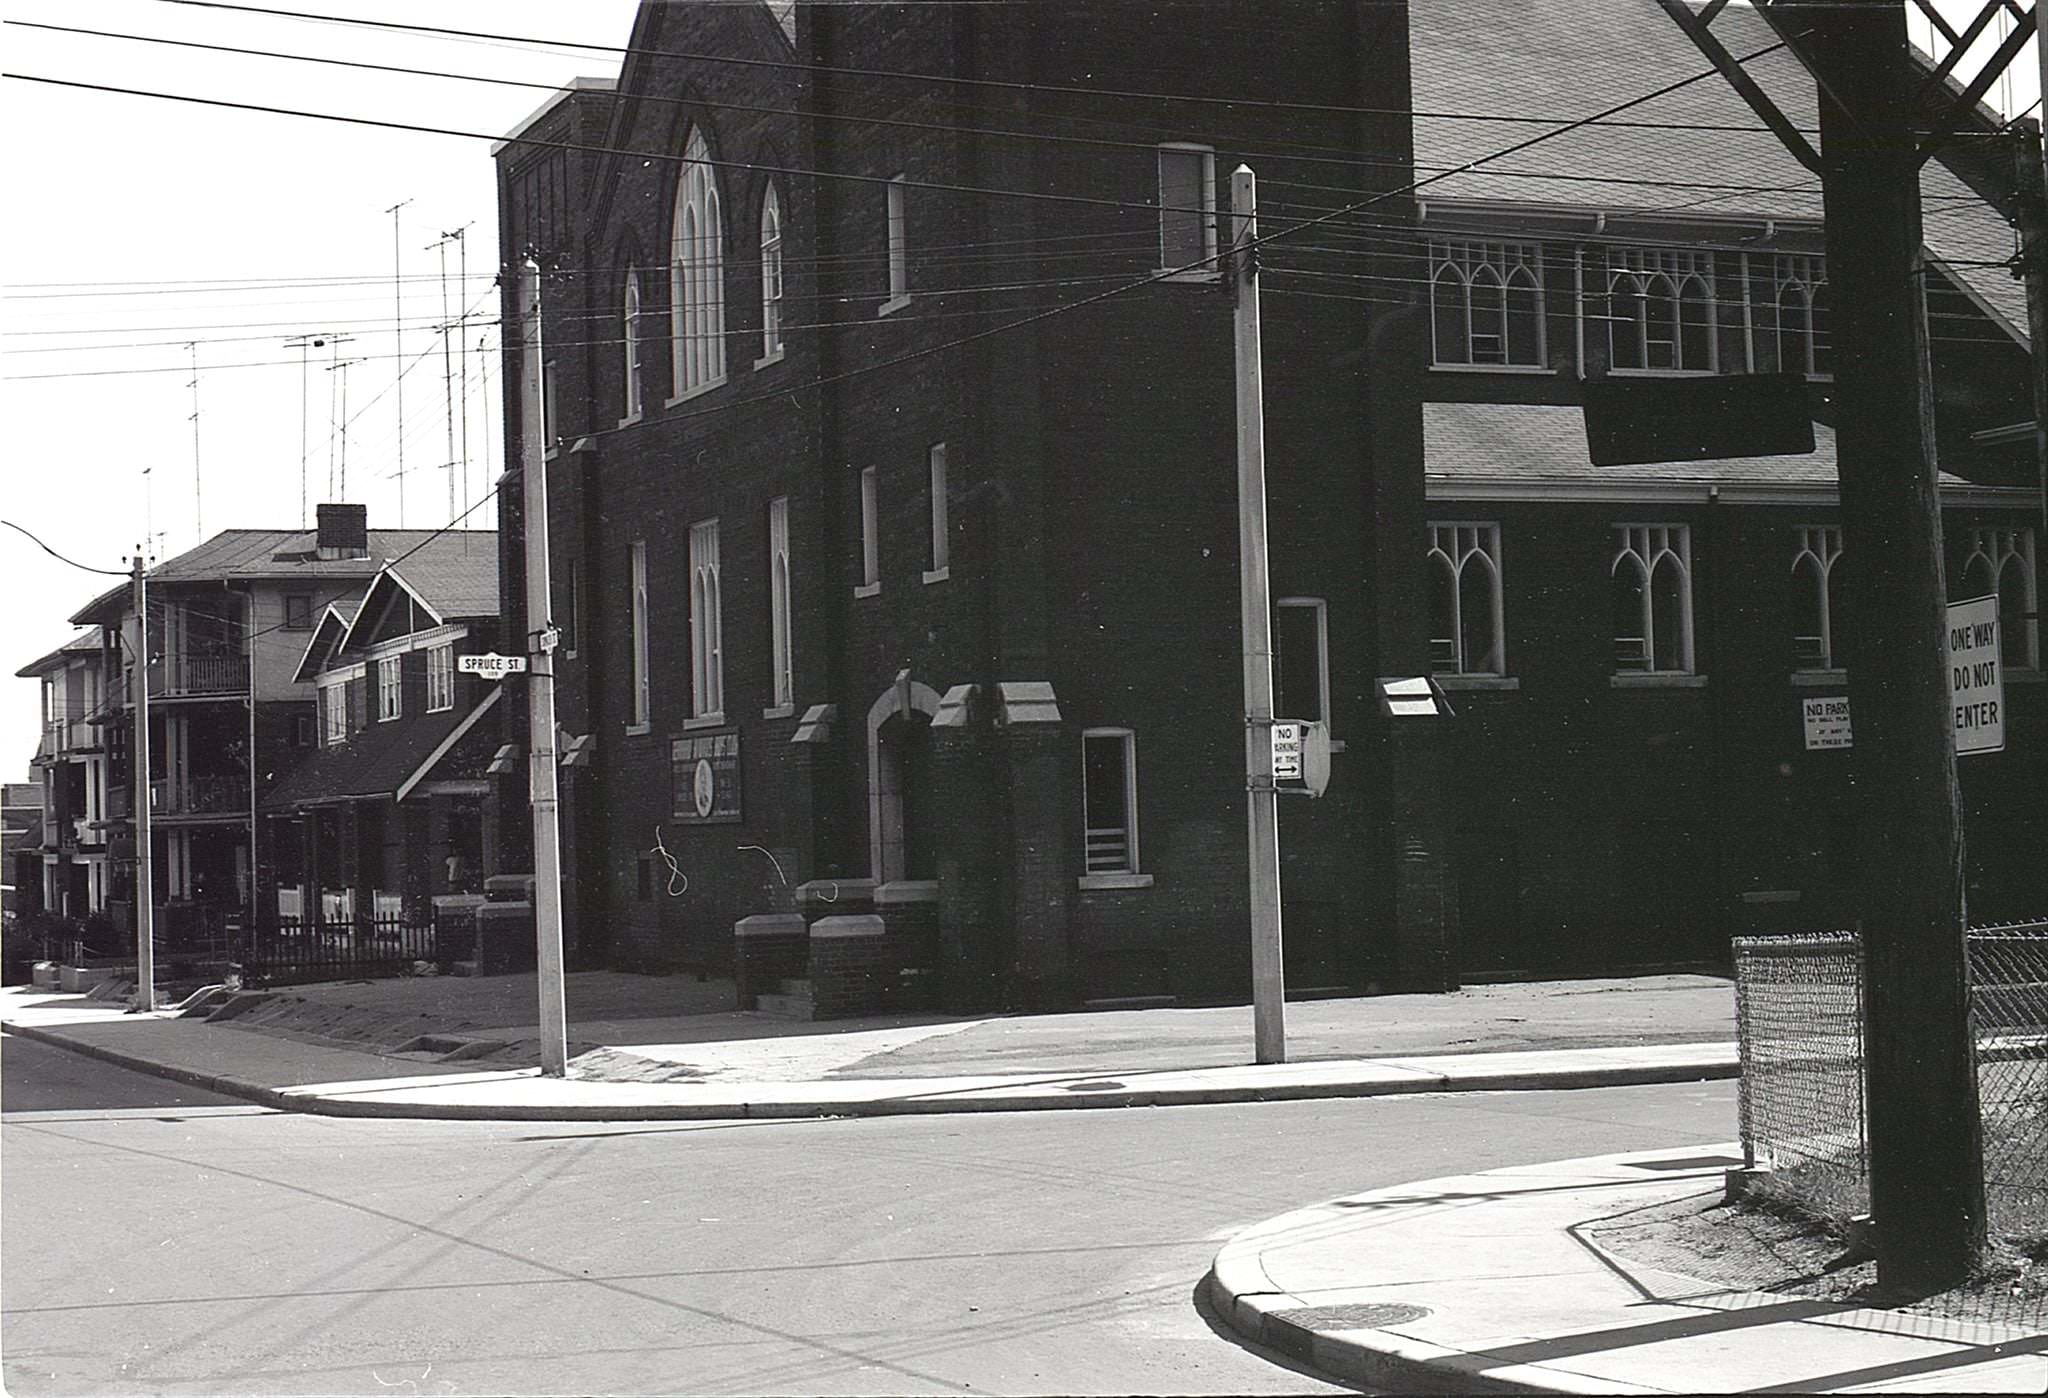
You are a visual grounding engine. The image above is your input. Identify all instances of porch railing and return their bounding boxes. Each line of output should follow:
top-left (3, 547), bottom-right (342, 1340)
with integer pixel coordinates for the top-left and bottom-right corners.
top-left (151, 773), bottom-right (247, 815)
top-left (149, 653), bottom-right (249, 697)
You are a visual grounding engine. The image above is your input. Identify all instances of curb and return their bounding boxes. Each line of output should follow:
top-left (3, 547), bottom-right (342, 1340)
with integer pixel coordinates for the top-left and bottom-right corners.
top-left (3, 1018), bottom-right (1737, 1121)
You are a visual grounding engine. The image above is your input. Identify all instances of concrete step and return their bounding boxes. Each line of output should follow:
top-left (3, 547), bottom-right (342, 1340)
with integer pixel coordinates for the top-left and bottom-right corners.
top-left (753, 990), bottom-right (814, 1021)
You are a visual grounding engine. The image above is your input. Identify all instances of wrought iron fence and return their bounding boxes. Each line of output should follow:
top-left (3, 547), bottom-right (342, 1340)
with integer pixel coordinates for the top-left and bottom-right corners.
top-left (238, 912), bottom-right (442, 988)
top-left (1733, 921), bottom-right (2048, 1248)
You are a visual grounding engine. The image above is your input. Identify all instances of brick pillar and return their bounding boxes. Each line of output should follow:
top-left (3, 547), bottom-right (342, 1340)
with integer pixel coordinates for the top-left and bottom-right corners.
top-left (809, 914), bottom-right (886, 1019)
top-left (997, 683), bottom-right (1070, 1009)
top-left (931, 684), bottom-right (1004, 1011)
top-left (734, 912), bottom-right (807, 1009)
top-left (1388, 725), bottom-right (1457, 991)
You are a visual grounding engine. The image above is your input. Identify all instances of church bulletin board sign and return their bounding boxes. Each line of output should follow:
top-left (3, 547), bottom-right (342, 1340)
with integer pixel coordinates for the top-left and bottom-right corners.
top-left (670, 731), bottom-right (742, 823)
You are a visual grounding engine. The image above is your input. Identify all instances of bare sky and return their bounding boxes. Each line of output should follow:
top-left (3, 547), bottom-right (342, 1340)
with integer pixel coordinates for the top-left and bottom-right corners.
top-left (1, 1), bottom-right (2037, 770)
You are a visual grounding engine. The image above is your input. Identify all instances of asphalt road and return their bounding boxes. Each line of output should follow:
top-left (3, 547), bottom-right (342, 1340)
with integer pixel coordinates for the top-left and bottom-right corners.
top-left (2, 1036), bottom-right (1736, 1396)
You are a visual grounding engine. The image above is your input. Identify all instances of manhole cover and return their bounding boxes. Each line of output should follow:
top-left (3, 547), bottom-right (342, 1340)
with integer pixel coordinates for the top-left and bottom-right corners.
top-left (1272, 1302), bottom-right (1431, 1330)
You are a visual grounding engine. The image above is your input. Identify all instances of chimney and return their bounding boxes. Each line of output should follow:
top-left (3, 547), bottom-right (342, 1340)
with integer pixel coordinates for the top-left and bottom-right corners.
top-left (315, 503), bottom-right (369, 560)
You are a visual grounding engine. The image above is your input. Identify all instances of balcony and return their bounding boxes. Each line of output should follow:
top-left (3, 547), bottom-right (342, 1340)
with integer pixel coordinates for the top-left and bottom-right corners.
top-left (148, 652), bottom-right (249, 698)
top-left (151, 773), bottom-right (247, 817)
top-left (32, 719), bottom-right (99, 762)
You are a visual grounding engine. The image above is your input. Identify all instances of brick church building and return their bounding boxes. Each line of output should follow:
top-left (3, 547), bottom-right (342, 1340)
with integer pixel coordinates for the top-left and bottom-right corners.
top-left (484, 0), bottom-right (2043, 1009)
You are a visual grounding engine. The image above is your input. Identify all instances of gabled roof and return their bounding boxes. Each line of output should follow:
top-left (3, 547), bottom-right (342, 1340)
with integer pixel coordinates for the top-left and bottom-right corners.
top-left (292, 602), bottom-right (361, 685)
top-left (68, 528), bottom-right (496, 625)
top-left (15, 628), bottom-right (103, 679)
top-left (333, 554), bottom-right (499, 660)
top-left (1408, 0), bottom-right (2028, 343)
top-left (263, 689), bottom-right (501, 809)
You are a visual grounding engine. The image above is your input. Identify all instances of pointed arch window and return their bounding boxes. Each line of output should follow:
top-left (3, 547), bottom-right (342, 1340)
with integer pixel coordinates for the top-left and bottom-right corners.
top-left (671, 128), bottom-right (726, 398)
top-left (1427, 523), bottom-right (1505, 676)
top-left (622, 268), bottom-right (644, 420)
top-left (1772, 254), bottom-right (1830, 377)
top-left (1430, 242), bottom-right (1544, 367)
top-left (1613, 525), bottom-right (1693, 674)
top-left (759, 183), bottom-right (784, 360)
top-left (689, 520), bottom-right (723, 720)
top-left (1606, 248), bottom-right (1715, 373)
top-left (1791, 525), bottom-right (1846, 671)
top-left (1959, 526), bottom-right (2040, 670)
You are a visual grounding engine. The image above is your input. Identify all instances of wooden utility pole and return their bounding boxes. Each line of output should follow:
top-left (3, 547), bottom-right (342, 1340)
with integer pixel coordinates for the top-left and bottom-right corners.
top-left (1229, 164), bottom-right (1286, 1065)
top-left (1793, 0), bottom-right (1985, 1293)
top-left (128, 552), bottom-right (156, 1013)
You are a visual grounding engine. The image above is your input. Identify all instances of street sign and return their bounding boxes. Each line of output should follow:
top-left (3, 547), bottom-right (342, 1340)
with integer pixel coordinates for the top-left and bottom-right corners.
top-left (459, 653), bottom-right (529, 679)
top-left (1948, 594), bottom-right (2004, 756)
top-left (1271, 721), bottom-right (1304, 781)
top-left (1801, 695), bottom-right (1852, 750)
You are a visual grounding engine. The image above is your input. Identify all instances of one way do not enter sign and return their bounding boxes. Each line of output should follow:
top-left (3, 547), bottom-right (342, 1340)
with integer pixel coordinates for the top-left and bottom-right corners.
top-left (1948, 594), bottom-right (2004, 757)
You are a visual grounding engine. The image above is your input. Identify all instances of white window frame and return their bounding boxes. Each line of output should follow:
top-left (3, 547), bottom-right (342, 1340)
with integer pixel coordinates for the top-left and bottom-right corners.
top-left (1959, 525), bottom-right (2040, 671)
top-left (1079, 727), bottom-right (1151, 890)
top-left (621, 268), bottom-right (644, 422)
top-left (1604, 248), bottom-right (1717, 375)
top-left (670, 127), bottom-right (727, 401)
top-left (924, 442), bottom-right (950, 582)
top-left (1430, 242), bottom-right (1546, 370)
top-left (1157, 143), bottom-right (1218, 280)
top-left (1612, 523), bottom-right (1697, 679)
top-left (768, 496), bottom-right (793, 712)
top-left (320, 681), bottom-right (346, 746)
top-left (1772, 253), bottom-right (1830, 379)
top-left (1274, 596), bottom-right (1332, 725)
top-left (880, 174), bottom-right (911, 315)
top-left (758, 183), bottom-right (785, 363)
top-left (688, 519), bottom-right (724, 722)
top-left (856, 466), bottom-right (881, 596)
top-left (1428, 523), bottom-right (1508, 678)
top-left (377, 656), bottom-right (402, 722)
top-left (426, 643), bottom-right (455, 713)
top-left (629, 540), bottom-right (651, 731)
top-left (1790, 525), bottom-right (1846, 673)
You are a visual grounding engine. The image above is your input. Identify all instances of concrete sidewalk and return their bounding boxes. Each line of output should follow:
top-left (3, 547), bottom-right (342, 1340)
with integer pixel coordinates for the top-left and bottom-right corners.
top-left (0, 978), bottom-right (1737, 1120)
top-left (1208, 1145), bottom-right (2048, 1394)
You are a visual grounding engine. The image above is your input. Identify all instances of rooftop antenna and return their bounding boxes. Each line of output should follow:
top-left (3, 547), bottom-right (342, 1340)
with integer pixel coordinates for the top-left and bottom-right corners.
top-left (386, 199), bottom-right (412, 526)
top-left (142, 465), bottom-right (154, 565)
top-left (284, 333), bottom-right (329, 529)
top-left (320, 334), bottom-right (357, 499)
top-left (449, 224), bottom-right (472, 521)
top-left (185, 342), bottom-right (203, 545)
top-left (427, 230), bottom-right (457, 520)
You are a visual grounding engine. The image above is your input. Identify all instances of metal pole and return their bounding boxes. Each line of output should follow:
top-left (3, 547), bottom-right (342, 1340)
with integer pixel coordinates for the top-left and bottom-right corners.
top-left (186, 343), bottom-right (202, 545)
top-left (1230, 165), bottom-right (1286, 1066)
top-left (129, 553), bottom-right (156, 1012)
top-left (521, 255), bottom-right (569, 1077)
top-left (455, 227), bottom-right (470, 521)
top-left (387, 200), bottom-right (410, 527)
top-left (435, 235), bottom-right (456, 520)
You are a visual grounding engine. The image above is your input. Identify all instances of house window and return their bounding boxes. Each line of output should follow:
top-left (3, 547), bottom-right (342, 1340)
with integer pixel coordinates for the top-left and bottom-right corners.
top-left (768, 496), bottom-right (793, 708)
top-left (689, 520), bottom-right (723, 719)
top-left (1612, 524), bottom-right (1694, 674)
top-left (760, 183), bottom-right (784, 358)
top-left (1157, 143), bottom-right (1218, 277)
top-left (1427, 523), bottom-right (1505, 676)
top-left (1959, 526), bottom-right (2039, 670)
top-left (282, 593), bottom-right (313, 631)
top-left (426, 644), bottom-right (455, 713)
top-left (883, 174), bottom-right (910, 310)
top-left (1604, 248), bottom-right (1715, 373)
top-left (1791, 525), bottom-right (1847, 671)
top-left (671, 127), bottom-right (726, 397)
top-left (858, 465), bottom-right (880, 592)
top-left (377, 656), bottom-right (402, 721)
top-left (1431, 243), bottom-right (1544, 367)
top-left (630, 540), bottom-right (650, 729)
top-left (1274, 597), bottom-right (1329, 723)
top-left (1772, 254), bottom-right (1831, 377)
top-left (622, 269), bottom-right (644, 419)
top-left (1082, 728), bottom-right (1140, 875)
top-left (927, 442), bottom-right (949, 577)
top-left (321, 683), bottom-right (346, 745)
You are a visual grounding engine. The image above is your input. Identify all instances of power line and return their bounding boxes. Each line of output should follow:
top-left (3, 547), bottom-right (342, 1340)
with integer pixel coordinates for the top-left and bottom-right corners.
top-left (1, 520), bottom-right (133, 577)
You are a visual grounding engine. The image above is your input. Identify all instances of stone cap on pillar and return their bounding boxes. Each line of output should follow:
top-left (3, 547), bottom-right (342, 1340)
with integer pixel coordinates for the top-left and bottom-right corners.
top-left (811, 914), bottom-right (886, 939)
top-left (932, 684), bottom-right (976, 728)
top-left (791, 704), bottom-right (838, 744)
top-left (484, 872), bottom-right (535, 903)
top-left (996, 681), bottom-right (1061, 726)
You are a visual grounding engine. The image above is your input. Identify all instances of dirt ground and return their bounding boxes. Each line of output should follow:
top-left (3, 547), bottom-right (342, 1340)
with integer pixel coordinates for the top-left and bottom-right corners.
top-left (1589, 1187), bottom-right (2048, 1332)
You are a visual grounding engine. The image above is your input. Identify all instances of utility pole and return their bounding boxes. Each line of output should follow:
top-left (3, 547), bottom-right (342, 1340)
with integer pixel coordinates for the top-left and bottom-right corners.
top-left (128, 551), bottom-right (156, 1013)
top-left (387, 200), bottom-right (411, 527)
top-left (520, 255), bottom-right (570, 1077)
top-left (1793, 0), bottom-right (1985, 1294)
top-left (1229, 165), bottom-right (1286, 1066)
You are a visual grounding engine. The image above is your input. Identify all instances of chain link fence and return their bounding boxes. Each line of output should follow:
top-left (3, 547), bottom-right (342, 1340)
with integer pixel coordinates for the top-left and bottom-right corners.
top-left (1733, 921), bottom-right (2048, 1250)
